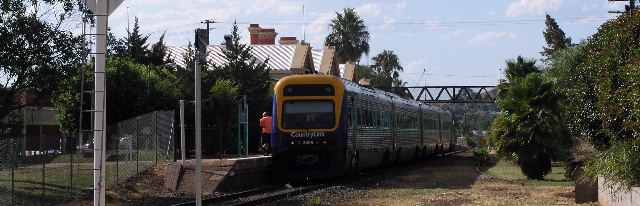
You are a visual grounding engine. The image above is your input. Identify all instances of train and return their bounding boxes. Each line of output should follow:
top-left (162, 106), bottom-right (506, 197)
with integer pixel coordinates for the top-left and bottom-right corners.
top-left (271, 74), bottom-right (453, 179)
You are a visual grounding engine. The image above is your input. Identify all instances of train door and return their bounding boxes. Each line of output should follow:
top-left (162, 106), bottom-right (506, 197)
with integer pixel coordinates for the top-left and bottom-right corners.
top-left (349, 95), bottom-right (357, 153)
top-left (390, 100), bottom-right (396, 153)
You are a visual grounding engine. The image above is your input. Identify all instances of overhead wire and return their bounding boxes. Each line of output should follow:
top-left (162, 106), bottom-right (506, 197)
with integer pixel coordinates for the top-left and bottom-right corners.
top-left (146, 15), bottom-right (613, 38)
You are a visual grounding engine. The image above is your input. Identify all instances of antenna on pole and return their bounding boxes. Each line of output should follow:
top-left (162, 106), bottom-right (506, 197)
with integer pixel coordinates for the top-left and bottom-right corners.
top-left (201, 19), bottom-right (216, 47)
top-left (608, 0), bottom-right (637, 13)
top-left (415, 67), bottom-right (427, 86)
top-left (302, 4), bottom-right (306, 42)
top-left (201, 19), bottom-right (216, 31)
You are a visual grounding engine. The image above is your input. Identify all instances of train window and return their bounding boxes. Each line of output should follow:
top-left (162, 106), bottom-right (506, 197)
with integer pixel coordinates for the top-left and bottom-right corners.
top-left (346, 106), bottom-right (352, 128)
top-left (283, 84), bottom-right (335, 96)
top-left (281, 100), bottom-right (335, 129)
top-left (364, 109), bottom-right (370, 127)
top-left (363, 109), bottom-right (368, 127)
top-left (370, 110), bottom-right (375, 127)
top-left (357, 108), bottom-right (363, 126)
top-left (367, 109), bottom-right (372, 127)
top-left (368, 110), bottom-right (372, 127)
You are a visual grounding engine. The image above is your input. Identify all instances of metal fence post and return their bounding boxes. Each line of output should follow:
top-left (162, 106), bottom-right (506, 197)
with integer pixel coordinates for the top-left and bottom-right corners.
top-left (243, 98), bottom-right (249, 156)
top-left (180, 100), bottom-right (185, 164)
top-left (155, 111), bottom-right (158, 165)
top-left (136, 117), bottom-right (139, 174)
top-left (40, 133), bottom-right (45, 206)
top-left (11, 138), bottom-right (15, 206)
top-left (69, 135), bottom-right (73, 198)
top-left (116, 129), bottom-right (119, 184)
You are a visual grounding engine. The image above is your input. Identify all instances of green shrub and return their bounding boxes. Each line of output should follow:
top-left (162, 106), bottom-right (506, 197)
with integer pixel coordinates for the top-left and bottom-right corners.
top-left (550, 10), bottom-right (640, 186)
top-left (465, 136), bottom-right (477, 148)
top-left (473, 148), bottom-right (491, 166)
top-left (585, 139), bottom-right (640, 188)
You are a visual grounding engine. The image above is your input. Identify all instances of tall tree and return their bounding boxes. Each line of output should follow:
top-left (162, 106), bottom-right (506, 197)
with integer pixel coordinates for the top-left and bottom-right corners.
top-left (1, 0), bottom-right (87, 137)
top-left (213, 22), bottom-right (271, 152)
top-left (107, 27), bottom-right (126, 57)
top-left (214, 22), bottom-right (271, 99)
top-left (325, 8), bottom-right (370, 77)
top-left (206, 79), bottom-right (239, 154)
top-left (491, 56), bottom-right (569, 180)
top-left (112, 17), bottom-right (151, 64)
top-left (541, 14), bottom-right (571, 60)
top-left (356, 64), bottom-right (374, 80)
top-left (148, 32), bottom-right (170, 66)
top-left (369, 50), bottom-right (403, 88)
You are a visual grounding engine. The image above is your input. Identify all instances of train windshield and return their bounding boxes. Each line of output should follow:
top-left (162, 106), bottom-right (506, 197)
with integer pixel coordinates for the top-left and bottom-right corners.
top-left (282, 100), bottom-right (335, 129)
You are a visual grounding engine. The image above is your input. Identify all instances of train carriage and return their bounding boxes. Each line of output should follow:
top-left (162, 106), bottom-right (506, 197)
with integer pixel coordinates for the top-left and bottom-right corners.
top-left (271, 75), bottom-right (453, 180)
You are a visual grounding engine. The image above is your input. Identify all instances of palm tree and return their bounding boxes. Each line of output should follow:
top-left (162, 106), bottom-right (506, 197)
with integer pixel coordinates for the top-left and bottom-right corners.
top-left (325, 8), bottom-right (370, 77)
top-left (490, 56), bottom-right (569, 180)
top-left (370, 50), bottom-right (403, 88)
top-left (504, 56), bottom-right (539, 82)
top-left (496, 56), bottom-right (540, 100)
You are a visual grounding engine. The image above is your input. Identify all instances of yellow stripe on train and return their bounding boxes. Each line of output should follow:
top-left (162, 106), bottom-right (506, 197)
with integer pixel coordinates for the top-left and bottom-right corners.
top-left (274, 75), bottom-right (346, 133)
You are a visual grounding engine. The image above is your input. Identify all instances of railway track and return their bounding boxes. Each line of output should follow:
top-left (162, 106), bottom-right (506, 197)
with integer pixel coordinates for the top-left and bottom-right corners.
top-left (173, 150), bottom-right (468, 206)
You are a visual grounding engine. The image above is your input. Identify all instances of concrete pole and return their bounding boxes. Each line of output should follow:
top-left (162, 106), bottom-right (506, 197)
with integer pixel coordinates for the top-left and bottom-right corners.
top-left (194, 45), bottom-right (202, 206)
top-left (94, 0), bottom-right (107, 205)
top-left (180, 100), bottom-right (185, 164)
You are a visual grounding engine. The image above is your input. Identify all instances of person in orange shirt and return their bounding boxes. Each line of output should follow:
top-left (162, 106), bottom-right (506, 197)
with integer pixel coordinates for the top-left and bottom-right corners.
top-left (259, 112), bottom-right (272, 155)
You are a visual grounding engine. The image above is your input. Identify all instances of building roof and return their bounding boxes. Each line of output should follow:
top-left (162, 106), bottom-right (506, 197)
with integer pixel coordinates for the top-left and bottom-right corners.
top-left (167, 44), bottom-right (323, 72)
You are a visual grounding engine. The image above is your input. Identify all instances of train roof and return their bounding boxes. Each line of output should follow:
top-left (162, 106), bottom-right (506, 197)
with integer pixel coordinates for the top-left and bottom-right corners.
top-left (276, 75), bottom-right (449, 114)
top-left (340, 78), bottom-right (447, 114)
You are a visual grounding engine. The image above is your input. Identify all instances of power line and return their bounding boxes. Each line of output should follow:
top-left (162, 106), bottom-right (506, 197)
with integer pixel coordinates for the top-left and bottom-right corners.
top-left (147, 23), bottom-right (201, 34)
top-left (403, 72), bottom-right (494, 78)
top-left (145, 16), bottom-right (611, 36)
top-left (217, 16), bottom-right (610, 26)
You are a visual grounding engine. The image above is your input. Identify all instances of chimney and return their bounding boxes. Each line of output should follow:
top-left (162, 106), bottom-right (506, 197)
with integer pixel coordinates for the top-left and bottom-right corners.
top-left (247, 24), bottom-right (278, 45)
top-left (279, 37), bottom-right (299, 45)
top-left (248, 24), bottom-right (261, 44)
top-left (259, 28), bottom-right (277, 45)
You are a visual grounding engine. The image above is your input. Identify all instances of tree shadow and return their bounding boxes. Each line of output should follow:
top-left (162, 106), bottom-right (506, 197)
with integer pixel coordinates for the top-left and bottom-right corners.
top-left (0, 178), bottom-right (70, 191)
top-left (0, 185), bottom-right (72, 206)
top-left (351, 154), bottom-right (497, 190)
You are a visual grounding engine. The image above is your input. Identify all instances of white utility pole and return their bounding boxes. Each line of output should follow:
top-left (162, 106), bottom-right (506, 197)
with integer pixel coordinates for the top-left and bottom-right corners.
top-left (83, 1), bottom-right (123, 205)
top-left (194, 59), bottom-right (202, 206)
top-left (194, 28), bottom-right (208, 206)
top-left (93, 1), bottom-right (107, 204)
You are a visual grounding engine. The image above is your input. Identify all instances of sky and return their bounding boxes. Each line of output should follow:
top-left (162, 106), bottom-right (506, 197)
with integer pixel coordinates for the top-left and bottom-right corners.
top-left (106, 0), bottom-right (627, 86)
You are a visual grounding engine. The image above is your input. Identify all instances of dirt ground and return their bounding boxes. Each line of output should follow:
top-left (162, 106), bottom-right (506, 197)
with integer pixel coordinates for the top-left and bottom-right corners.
top-left (60, 153), bottom-right (595, 206)
top-left (269, 153), bottom-right (595, 206)
top-left (59, 164), bottom-right (192, 206)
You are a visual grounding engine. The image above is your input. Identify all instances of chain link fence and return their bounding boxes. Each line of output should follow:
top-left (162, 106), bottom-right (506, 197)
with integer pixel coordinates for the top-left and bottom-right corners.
top-left (0, 139), bottom-right (16, 206)
top-left (0, 135), bottom-right (76, 206)
top-left (0, 110), bottom-right (174, 206)
top-left (103, 110), bottom-right (175, 186)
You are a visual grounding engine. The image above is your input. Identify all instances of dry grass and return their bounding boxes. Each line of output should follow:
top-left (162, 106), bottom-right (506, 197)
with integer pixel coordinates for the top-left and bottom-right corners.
top-left (59, 164), bottom-right (191, 206)
top-left (274, 153), bottom-right (596, 206)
